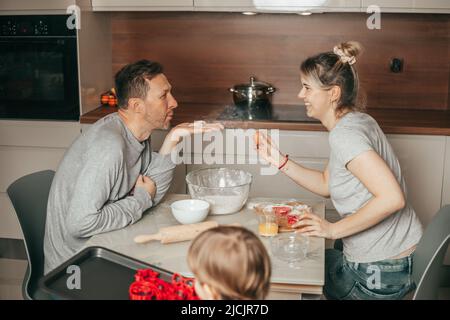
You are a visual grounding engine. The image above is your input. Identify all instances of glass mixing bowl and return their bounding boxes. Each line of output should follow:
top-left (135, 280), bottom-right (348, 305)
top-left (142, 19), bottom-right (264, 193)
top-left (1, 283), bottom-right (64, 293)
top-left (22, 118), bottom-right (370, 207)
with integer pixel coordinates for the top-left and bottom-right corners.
top-left (270, 232), bottom-right (309, 268)
top-left (185, 168), bottom-right (252, 215)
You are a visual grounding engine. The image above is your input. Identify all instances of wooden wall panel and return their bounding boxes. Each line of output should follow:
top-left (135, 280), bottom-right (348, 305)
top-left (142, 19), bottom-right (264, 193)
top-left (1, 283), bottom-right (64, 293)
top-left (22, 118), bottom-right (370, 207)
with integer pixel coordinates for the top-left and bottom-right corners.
top-left (111, 12), bottom-right (449, 110)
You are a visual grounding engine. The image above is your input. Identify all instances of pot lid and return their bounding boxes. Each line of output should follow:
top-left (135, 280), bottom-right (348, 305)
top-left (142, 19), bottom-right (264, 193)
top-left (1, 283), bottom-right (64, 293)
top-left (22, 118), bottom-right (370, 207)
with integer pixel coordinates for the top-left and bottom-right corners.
top-left (233, 76), bottom-right (274, 90)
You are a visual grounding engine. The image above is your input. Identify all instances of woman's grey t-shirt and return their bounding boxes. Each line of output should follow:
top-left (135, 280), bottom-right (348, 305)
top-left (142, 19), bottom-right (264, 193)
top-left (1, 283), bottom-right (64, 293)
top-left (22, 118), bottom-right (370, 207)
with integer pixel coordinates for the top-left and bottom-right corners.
top-left (328, 112), bottom-right (423, 263)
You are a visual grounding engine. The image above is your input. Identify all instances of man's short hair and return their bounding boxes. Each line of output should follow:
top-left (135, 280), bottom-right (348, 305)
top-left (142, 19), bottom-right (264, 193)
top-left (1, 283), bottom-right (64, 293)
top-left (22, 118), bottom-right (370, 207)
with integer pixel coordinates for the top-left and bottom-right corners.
top-left (114, 60), bottom-right (163, 109)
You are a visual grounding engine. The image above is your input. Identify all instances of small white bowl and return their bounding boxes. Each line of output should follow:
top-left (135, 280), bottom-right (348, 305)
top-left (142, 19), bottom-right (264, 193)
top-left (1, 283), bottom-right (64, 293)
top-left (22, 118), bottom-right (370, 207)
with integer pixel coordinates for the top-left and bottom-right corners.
top-left (170, 199), bottom-right (210, 224)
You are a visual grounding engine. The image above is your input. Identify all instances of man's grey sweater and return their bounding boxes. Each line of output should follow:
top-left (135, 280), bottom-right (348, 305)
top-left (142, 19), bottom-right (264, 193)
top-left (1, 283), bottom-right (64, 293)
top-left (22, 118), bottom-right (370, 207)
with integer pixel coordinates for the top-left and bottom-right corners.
top-left (44, 113), bottom-right (176, 274)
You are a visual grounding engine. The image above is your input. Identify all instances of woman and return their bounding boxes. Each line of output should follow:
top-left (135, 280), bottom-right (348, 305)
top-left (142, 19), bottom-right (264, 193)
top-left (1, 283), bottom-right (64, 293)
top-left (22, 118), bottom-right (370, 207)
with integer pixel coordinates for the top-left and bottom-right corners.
top-left (255, 41), bottom-right (423, 300)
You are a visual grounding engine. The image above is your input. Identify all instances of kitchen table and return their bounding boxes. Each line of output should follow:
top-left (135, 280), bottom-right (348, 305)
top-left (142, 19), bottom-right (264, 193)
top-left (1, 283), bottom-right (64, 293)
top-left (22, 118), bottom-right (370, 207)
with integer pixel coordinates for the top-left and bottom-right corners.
top-left (85, 194), bottom-right (325, 299)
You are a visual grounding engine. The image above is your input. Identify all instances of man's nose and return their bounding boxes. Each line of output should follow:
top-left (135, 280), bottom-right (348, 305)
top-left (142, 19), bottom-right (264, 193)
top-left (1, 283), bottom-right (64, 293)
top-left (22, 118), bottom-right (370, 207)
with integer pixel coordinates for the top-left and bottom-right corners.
top-left (298, 89), bottom-right (305, 99)
top-left (169, 93), bottom-right (178, 109)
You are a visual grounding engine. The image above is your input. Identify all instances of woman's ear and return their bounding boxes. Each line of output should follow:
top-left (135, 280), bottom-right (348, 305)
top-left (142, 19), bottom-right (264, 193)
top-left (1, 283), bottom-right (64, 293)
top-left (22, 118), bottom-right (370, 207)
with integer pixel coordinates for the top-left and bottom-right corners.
top-left (329, 85), bottom-right (341, 104)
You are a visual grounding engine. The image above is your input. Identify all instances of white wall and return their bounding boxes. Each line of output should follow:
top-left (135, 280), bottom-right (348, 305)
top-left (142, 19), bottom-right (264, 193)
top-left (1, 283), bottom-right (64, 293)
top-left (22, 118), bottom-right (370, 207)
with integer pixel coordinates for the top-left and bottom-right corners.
top-left (0, 120), bottom-right (80, 239)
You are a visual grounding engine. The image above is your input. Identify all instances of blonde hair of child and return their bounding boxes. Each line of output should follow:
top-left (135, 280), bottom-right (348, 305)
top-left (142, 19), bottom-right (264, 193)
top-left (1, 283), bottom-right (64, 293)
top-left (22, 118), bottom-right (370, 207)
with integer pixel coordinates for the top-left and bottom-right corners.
top-left (187, 226), bottom-right (271, 300)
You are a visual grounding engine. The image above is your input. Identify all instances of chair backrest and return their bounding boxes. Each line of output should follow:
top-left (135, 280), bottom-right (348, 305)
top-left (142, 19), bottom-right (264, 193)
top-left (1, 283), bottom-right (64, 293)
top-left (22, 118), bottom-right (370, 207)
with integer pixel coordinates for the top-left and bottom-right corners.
top-left (412, 205), bottom-right (450, 300)
top-left (6, 170), bottom-right (55, 299)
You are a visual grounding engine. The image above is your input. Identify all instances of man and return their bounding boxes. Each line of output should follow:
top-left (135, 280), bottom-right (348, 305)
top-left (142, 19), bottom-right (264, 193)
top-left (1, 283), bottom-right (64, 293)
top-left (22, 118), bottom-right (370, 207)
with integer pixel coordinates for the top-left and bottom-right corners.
top-left (44, 60), bottom-right (223, 273)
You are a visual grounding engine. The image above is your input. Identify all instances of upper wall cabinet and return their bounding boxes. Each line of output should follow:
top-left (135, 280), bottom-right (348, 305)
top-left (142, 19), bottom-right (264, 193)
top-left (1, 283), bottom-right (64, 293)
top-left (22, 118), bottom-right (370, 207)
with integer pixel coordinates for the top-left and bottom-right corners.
top-left (361, 0), bottom-right (450, 14)
top-left (0, 0), bottom-right (76, 11)
top-left (91, 0), bottom-right (194, 11)
top-left (193, 0), bottom-right (361, 13)
top-left (90, 0), bottom-right (450, 13)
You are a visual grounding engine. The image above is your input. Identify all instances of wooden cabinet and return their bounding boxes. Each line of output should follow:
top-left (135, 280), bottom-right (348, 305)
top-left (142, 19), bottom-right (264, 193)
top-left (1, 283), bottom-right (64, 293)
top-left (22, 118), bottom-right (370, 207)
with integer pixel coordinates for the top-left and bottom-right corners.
top-left (361, 0), bottom-right (450, 13)
top-left (91, 0), bottom-right (194, 11)
top-left (0, 120), bottom-right (81, 239)
top-left (193, 0), bottom-right (361, 12)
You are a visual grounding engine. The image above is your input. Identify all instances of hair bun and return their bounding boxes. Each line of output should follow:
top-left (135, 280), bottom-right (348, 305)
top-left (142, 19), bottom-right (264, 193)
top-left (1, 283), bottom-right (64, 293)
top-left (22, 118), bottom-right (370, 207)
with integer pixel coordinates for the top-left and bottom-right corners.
top-left (333, 41), bottom-right (362, 65)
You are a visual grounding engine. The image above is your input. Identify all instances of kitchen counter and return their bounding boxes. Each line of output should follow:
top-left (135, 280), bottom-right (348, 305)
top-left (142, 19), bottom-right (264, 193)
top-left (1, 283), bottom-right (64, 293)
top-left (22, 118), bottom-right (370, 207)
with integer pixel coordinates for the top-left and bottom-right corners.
top-left (80, 103), bottom-right (450, 136)
top-left (85, 194), bottom-right (326, 298)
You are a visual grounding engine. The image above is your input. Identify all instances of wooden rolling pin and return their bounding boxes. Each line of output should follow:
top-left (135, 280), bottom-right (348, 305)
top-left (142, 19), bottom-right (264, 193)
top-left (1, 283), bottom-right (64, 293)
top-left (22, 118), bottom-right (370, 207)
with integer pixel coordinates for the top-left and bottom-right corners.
top-left (134, 221), bottom-right (219, 244)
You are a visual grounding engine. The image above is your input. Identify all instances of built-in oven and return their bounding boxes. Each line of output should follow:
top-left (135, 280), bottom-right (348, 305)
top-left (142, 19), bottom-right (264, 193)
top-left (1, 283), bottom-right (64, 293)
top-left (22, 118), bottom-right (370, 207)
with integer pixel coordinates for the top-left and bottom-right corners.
top-left (0, 15), bottom-right (80, 121)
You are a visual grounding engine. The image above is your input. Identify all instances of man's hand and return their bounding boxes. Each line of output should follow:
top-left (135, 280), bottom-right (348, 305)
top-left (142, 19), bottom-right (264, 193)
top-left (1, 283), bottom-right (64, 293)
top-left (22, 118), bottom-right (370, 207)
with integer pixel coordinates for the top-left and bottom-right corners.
top-left (135, 174), bottom-right (156, 200)
top-left (159, 121), bottom-right (224, 155)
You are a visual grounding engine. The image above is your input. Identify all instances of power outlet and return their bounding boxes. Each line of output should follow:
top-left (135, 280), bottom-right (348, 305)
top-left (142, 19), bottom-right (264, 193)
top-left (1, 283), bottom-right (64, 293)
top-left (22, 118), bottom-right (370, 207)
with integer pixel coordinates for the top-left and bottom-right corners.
top-left (390, 58), bottom-right (404, 73)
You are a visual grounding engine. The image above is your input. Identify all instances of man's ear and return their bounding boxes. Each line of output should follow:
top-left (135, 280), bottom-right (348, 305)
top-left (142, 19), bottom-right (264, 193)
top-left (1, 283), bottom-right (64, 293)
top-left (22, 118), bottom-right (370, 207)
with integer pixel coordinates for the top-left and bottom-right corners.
top-left (128, 98), bottom-right (143, 113)
top-left (329, 85), bottom-right (341, 103)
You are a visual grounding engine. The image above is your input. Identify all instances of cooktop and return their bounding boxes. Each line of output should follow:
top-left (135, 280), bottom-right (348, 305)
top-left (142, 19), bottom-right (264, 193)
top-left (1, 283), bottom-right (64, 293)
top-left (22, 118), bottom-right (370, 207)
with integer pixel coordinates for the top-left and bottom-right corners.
top-left (217, 104), bottom-right (320, 123)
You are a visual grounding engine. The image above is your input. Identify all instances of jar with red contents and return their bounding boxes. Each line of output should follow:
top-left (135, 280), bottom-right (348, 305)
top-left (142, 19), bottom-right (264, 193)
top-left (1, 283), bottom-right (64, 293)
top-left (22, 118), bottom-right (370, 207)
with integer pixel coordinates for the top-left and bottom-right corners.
top-left (100, 88), bottom-right (117, 107)
top-left (273, 206), bottom-right (292, 228)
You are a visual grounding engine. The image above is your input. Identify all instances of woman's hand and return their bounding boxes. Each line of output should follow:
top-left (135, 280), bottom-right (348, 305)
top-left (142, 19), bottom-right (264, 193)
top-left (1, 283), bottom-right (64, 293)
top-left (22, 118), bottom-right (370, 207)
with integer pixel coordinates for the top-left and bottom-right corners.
top-left (253, 130), bottom-right (284, 167)
top-left (159, 121), bottom-right (224, 155)
top-left (293, 213), bottom-right (336, 239)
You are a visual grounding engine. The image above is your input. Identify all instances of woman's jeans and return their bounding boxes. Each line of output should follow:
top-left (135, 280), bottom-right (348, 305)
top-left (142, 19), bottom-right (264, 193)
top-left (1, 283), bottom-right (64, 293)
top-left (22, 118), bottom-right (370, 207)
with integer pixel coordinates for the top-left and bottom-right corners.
top-left (324, 246), bottom-right (416, 300)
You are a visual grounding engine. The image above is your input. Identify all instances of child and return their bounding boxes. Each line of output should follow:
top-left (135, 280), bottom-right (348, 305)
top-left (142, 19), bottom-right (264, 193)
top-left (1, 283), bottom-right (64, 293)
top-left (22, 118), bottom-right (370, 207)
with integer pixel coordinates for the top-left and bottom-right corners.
top-left (187, 225), bottom-right (271, 300)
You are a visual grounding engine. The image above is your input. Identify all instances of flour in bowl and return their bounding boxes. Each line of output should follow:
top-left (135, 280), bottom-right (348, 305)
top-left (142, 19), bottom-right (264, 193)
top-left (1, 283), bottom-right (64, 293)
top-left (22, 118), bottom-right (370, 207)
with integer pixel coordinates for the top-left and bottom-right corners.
top-left (198, 194), bottom-right (247, 215)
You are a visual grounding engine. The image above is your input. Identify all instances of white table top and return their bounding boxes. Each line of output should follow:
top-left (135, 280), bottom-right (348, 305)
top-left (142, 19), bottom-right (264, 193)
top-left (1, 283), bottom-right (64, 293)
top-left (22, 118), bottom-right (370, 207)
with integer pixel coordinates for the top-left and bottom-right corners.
top-left (85, 194), bottom-right (325, 287)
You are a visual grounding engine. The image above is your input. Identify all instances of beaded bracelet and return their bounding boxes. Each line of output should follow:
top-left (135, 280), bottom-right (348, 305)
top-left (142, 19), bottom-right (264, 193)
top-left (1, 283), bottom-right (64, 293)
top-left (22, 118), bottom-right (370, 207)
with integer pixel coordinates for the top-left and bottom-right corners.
top-left (278, 154), bottom-right (289, 170)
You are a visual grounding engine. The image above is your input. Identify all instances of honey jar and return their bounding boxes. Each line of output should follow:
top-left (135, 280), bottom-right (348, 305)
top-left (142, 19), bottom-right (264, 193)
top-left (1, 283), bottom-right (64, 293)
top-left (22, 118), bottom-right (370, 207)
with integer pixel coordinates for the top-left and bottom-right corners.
top-left (258, 214), bottom-right (278, 237)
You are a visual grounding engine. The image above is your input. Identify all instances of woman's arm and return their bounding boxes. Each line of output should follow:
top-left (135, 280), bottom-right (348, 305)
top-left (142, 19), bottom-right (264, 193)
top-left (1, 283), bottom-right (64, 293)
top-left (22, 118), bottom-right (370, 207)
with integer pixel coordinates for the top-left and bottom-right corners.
top-left (280, 161), bottom-right (330, 198)
top-left (255, 130), bottom-right (330, 197)
top-left (295, 150), bottom-right (406, 239)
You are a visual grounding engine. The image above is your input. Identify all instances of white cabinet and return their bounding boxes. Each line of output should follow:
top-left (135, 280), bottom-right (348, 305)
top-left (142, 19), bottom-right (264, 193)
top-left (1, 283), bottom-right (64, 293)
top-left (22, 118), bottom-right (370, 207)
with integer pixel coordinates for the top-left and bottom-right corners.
top-left (442, 137), bottom-right (450, 265)
top-left (182, 129), bottom-right (446, 228)
top-left (91, 0), bottom-right (194, 11)
top-left (89, 0), bottom-right (450, 13)
top-left (0, 0), bottom-right (76, 11)
top-left (74, 125), bottom-right (450, 229)
top-left (361, 0), bottom-right (450, 13)
top-left (0, 120), bottom-right (81, 239)
top-left (387, 134), bottom-right (446, 227)
top-left (91, 0), bottom-right (361, 13)
top-left (184, 129), bottom-right (334, 208)
top-left (194, 0), bottom-right (361, 12)
top-left (442, 137), bottom-right (450, 207)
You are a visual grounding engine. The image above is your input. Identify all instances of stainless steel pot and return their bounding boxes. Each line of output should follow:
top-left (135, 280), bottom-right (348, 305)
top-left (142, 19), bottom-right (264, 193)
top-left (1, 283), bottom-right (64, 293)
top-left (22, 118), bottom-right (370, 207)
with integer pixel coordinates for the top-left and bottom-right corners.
top-left (229, 76), bottom-right (276, 108)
